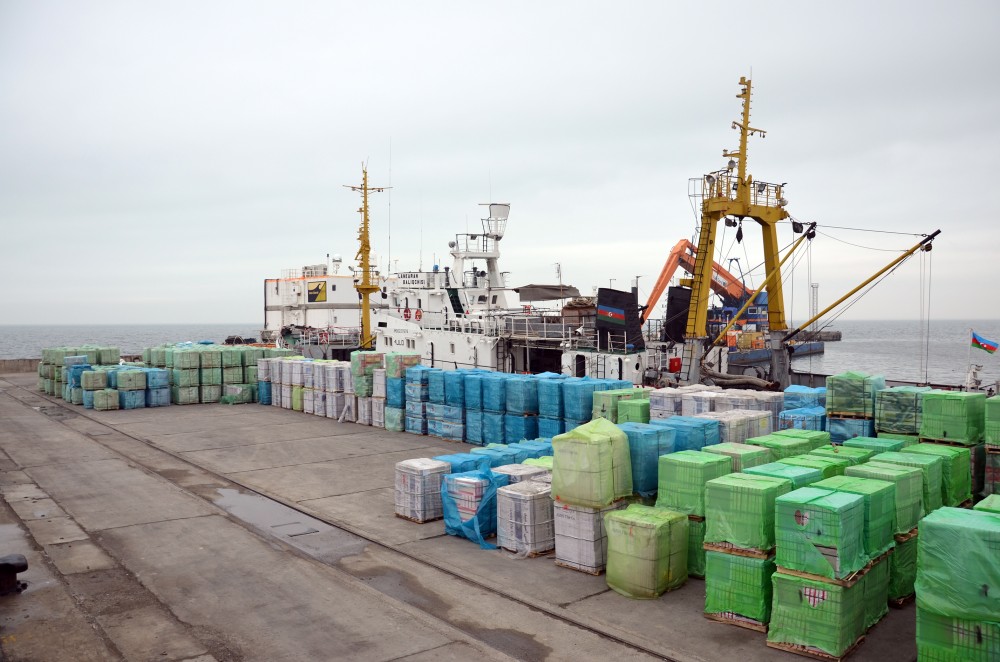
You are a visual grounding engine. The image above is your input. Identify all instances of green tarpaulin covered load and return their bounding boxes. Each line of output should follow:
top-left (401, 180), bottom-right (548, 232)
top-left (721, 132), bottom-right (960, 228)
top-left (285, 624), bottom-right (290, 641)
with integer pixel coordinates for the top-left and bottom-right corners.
top-left (845, 462), bottom-right (924, 534)
top-left (592, 388), bottom-right (648, 423)
top-left (907, 443), bottom-right (972, 507)
top-left (919, 390), bottom-right (987, 445)
top-left (862, 556), bottom-right (890, 630)
top-left (825, 371), bottom-right (886, 418)
top-left (767, 571), bottom-right (867, 658)
top-left (844, 436), bottom-right (904, 454)
top-left (916, 507), bottom-right (1000, 622)
top-left (93, 388), bottom-right (120, 411)
top-left (604, 504), bottom-right (688, 598)
top-left (704, 551), bottom-right (776, 624)
top-left (814, 476), bottom-right (896, 558)
top-left (745, 461), bottom-right (822, 489)
top-left (875, 386), bottom-right (930, 435)
top-left (974, 494), bottom-right (1000, 514)
top-left (870, 451), bottom-right (944, 514)
top-left (890, 536), bottom-right (917, 601)
top-left (688, 519), bottom-right (706, 578)
top-left (702, 442), bottom-right (773, 472)
top-left (705, 473), bottom-right (792, 551)
top-left (775, 487), bottom-right (869, 580)
top-left (778, 455), bottom-right (849, 479)
top-left (552, 418), bottom-right (632, 508)
top-left (655, 451), bottom-right (731, 517)
top-left (745, 434), bottom-right (813, 460)
top-left (617, 399), bottom-right (650, 424)
top-left (916, 607), bottom-right (1000, 661)
top-left (80, 370), bottom-right (107, 390)
top-left (523, 456), bottom-right (554, 470)
top-left (810, 444), bottom-right (874, 465)
top-left (987, 396), bottom-right (1000, 450)
top-left (877, 431), bottom-right (918, 446)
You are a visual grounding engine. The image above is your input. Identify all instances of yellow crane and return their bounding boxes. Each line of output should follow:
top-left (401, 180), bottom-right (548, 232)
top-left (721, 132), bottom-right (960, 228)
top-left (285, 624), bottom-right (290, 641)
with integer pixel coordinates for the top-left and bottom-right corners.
top-left (344, 166), bottom-right (388, 350)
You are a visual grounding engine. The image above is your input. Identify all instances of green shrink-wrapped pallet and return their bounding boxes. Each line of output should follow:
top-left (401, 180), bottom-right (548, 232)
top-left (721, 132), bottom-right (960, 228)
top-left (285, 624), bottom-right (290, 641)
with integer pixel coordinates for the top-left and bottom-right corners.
top-left (907, 443), bottom-right (972, 507)
top-left (116, 369), bottom-right (146, 391)
top-left (811, 444), bottom-right (874, 465)
top-left (877, 431), bottom-right (918, 446)
top-left (93, 388), bottom-right (120, 411)
top-left (655, 451), bottom-right (731, 517)
top-left (705, 473), bottom-right (792, 551)
top-left (844, 436), bottom-right (904, 454)
top-left (773, 428), bottom-right (831, 450)
top-left (552, 418), bottom-right (633, 508)
top-left (875, 385), bottom-right (930, 435)
top-left (200, 384), bottom-right (222, 404)
top-left (745, 434), bottom-right (813, 460)
top-left (745, 461), bottom-right (822, 489)
top-left (846, 462), bottom-right (924, 534)
top-left (705, 551), bottom-right (776, 624)
top-left (200, 367), bottom-right (222, 386)
top-left (604, 504), bottom-right (688, 598)
top-left (222, 366), bottom-right (243, 385)
top-left (890, 536), bottom-right (917, 600)
top-left (987, 395), bottom-right (1000, 449)
top-left (768, 571), bottom-right (866, 658)
top-left (172, 368), bottom-right (199, 388)
top-left (523, 456), bottom-right (554, 470)
top-left (814, 476), bottom-right (896, 557)
top-left (870, 451), bottom-right (944, 514)
top-left (171, 385), bottom-right (199, 405)
top-left (198, 347), bottom-right (222, 369)
top-left (592, 388), bottom-right (645, 424)
top-left (916, 608), bottom-right (1000, 661)
top-left (778, 455), bottom-right (849, 479)
top-left (617, 398), bottom-right (650, 424)
top-left (702, 442), bottom-right (773, 472)
top-left (775, 487), bottom-right (868, 580)
top-left (825, 371), bottom-right (886, 418)
top-left (974, 494), bottom-right (1000, 514)
top-left (916, 507), bottom-right (1000, 622)
top-left (81, 370), bottom-right (107, 390)
top-left (862, 556), bottom-right (890, 630)
top-left (688, 519), bottom-right (706, 578)
top-left (919, 390), bottom-right (987, 445)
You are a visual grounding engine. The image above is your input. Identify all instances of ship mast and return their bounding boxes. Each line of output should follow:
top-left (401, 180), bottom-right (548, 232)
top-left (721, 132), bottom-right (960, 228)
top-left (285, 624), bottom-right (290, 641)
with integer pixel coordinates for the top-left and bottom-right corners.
top-left (345, 166), bottom-right (388, 350)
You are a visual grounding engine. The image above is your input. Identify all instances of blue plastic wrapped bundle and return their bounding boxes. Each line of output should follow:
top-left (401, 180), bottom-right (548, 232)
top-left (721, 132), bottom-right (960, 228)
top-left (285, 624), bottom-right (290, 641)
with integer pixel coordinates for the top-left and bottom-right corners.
top-left (405, 400), bottom-right (426, 417)
top-left (442, 469), bottom-right (510, 549)
top-left (515, 439), bottom-right (553, 458)
top-left (425, 403), bottom-right (443, 420)
top-left (82, 389), bottom-right (95, 409)
top-left (442, 405), bottom-right (464, 422)
top-left (650, 416), bottom-right (720, 451)
top-left (466, 409), bottom-right (484, 445)
top-left (257, 381), bottom-right (272, 405)
top-left (816, 387), bottom-right (827, 407)
top-left (67, 364), bottom-right (93, 388)
top-left (145, 387), bottom-right (170, 407)
top-left (470, 446), bottom-right (518, 467)
top-left (433, 453), bottom-right (489, 474)
top-left (564, 417), bottom-right (590, 430)
top-left (504, 414), bottom-right (538, 444)
top-left (444, 371), bottom-right (466, 406)
top-left (387, 378), bottom-right (405, 407)
top-left (779, 406), bottom-right (827, 431)
top-left (105, 367), bottom-right (122, 389)
top-left (483, 411), bottom-right (505, 444)
top-left (427, 369), bottom-right (445, 403)
top-left (538, 416), bottom-right (565, 438)
top-left (538, 378), bottom-right (564, 418)
top-left (482, 374), bottom-right (507, 412)
top-left (119, 389), bottom-right (145, 410)
top-left (829, 417), bottom-right (876, 444)
top-left (465, 373), bottom-right (484, 409)
top-left (385, 406), bottom-right (405, 432)
top-left (488, 442), bottom-right (531, 463)
top-left (405, 416), bottom-right (427, 435)
top-left (620, 422), bottom-right (677, 496)
top-left (405, 365), bottom-right (431, 384)
top-left (427, 418), bottom-right (442, 437)
top-left (784, 385), bottom-right (822, 409)
top-left (441, 422), bottom-right (465, 441)
top-left (506, 376), bottom-right (539, 414)
top-left (145, 368), bottom-right (169, 389)
top-left (563, 378), bottom-right (598, 420)
top-left (404, 382), bottom-right (428, 402)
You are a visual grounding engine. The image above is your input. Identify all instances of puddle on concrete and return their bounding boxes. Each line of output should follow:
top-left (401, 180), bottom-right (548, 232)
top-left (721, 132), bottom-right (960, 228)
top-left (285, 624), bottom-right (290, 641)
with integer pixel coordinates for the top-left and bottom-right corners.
top-left (344, 564), bottom-right (451, 614)
top-left (453, 621), bottom-right (553, 661)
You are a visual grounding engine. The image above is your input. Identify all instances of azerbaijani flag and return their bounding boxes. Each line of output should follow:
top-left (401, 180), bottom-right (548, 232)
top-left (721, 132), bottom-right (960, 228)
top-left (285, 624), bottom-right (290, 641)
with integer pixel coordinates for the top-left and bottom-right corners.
top-left (597, 304), bottom-right (626, 325)
top-left (972, 330), bottom-right (998, 354)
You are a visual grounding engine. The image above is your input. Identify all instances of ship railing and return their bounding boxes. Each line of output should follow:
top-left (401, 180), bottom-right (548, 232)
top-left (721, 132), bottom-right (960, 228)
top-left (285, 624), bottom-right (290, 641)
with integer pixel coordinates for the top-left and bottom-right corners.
top-left (693, 169), bottom-right (786, 209)
top-left (453, 233), bottom-right (499, 255)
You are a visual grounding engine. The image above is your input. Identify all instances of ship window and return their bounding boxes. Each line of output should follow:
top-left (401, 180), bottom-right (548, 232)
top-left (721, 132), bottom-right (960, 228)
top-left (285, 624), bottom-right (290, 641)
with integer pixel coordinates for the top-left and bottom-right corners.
top-left (450, 343), bottom-right (455, 354)
top-left (418, 299), bottom-right (422, 308)
top-left (478, 295), bottom-right (487, 303)
top-left (330, 284), bottom-right (336, 291)
top-left (491, 295), bottom-right (498, 304)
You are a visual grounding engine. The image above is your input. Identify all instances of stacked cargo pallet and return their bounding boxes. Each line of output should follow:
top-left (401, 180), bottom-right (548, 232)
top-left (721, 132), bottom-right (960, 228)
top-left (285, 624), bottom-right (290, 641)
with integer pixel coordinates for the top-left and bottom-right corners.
top-left (648, 384), bottom-right (721, 420)
top-left (918, 390), bottom-right (988, 502)
top-left (605, 504), bottom-right (688, 598)
top-left (693, 409), bottom-right (772, 444)
top-left (618, 423), bottom-right (676, 498)
top-left (404, 365), bottom-right (430, 434)
top-left (988, 396), bottom-right (1000, 496)
top-left (824, 371), bottom-right (886, 443)
top-left (38, 346), bottom-right (120, 402)
top-left (874, 386), bottom-right (929, 437)
top-left (537, 375), bottom-right (567, 436)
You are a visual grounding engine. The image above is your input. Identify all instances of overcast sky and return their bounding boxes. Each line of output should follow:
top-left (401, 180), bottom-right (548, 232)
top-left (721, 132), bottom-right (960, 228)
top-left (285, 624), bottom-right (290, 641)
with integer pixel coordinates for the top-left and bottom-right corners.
top-left (1, 1), bottom-right (997, 327)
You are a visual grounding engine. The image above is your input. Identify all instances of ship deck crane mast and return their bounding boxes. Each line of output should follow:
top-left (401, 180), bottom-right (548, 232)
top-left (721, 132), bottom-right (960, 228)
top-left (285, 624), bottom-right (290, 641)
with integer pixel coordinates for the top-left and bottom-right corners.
top-left (345, 166), bottom-right (389, 350)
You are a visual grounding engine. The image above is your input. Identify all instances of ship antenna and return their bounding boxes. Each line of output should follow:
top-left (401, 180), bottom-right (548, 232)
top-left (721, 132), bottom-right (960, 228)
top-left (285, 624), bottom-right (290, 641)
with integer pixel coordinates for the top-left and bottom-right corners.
top-left (344, 164), bottom-right (390, 350)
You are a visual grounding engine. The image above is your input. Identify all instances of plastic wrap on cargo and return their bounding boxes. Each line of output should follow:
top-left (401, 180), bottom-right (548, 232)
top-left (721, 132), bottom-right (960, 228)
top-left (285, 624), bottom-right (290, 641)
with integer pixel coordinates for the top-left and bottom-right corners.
top-left (874, 386), bottom-right (930, 435)
top-left (481, 411), bottom-right (504, 445)
top-left (465, 409), bottom-right (484, 445)
top-left (118, 389), bottom-right (145, 410)
top-left (783, 384), bottom-right (822, 410)
top-left (971, 442), bottom-right (987, 498)
top-left (751, 391), bottom-right (786, 432)
top-left (386, 377), bottom-right (405, 408)
top-left (745, 433), bottom-right (812, 460)
top-left (256, 381), bottom-right (272, 406)
top-left (81, 370), bottom-right (107, 390)
top-left (350, 350), bottom-right (384, 379)
top-left (70, 387), bottom-right (83, 405)
top-left (523, 456), bottom-right (554, 470)
top-left (810, 444), bottom-right (873, 465)
top-left (537, 416), bottom-right (564, 438)
top-left (103, 367), bottom-right (122, 389)
top-left (464, 373), bottom-right (484, 410)
top-left (828, 416), bottom-right (874, 444)
top-left (371, 397), bottom-right (385, 427)
top-left (404, 415), bottom-right (425, 434)
top-left (686, 518), bottom-right (706, 578)
top-left (171, 385), bottom-right (199, 405)
top-left (403, 382), bottom-right (428, 403)
top-left (385, 352), bottom-right (420, 379)
top-left (704, 551), bottom-right (776, 624)
top-left (889, 535), bottom-right (917, 601)
top-left (93, 389), bottom-right (120, 411)
top-left (775, 487), bottom-right (869, 579)
top-left (356, 397), bottom-right (372, 425)
top-left (706, 473), bottom-right (792, 551)
top-left (915, 606), bottom-right (1000, 661)
top-left (67, 364), bottom-right (92, 388)
top-left (825, 371), bottom-right (886, 418)
top-left (486, 443), bottom-right (529, 464)
top-left (591, 388), bottom-right (643, 423)
top-left (256, 358), bottom-right (271, 382)
top-left (907, 443), bottom-right (972, 506)
top-left (505, 377), bottom-right (538, 415)
top-left (404, 364), bottom-right (430, 384)
top-left (986, 395), bottom-right (1000, 450)
top-left (144, 387), bottom-right (170, 407)
top-left (199, 367), bottom-right (221, 386)
top-left (844, 436), bottom-right (903, 454)
top-left (681, 391), bottom-right (721, 416)
top-left (482, 374), bottom-right (507, 412)
top-left (200, 384), bottom-right (221, 404)
top-left (974, 494), bottom-right (1000, 514)
top-left (504, 414), bottom-right (538, 444)
top-left (694, 409), bottom-right (771, 444)
top-left (424, 402), bottom-right (443, 420)
top-left (82, 388), bottom-right (95, 409)
top-left (862, 555), bottom-right (890, 630)
top-left (221, 384), bottom-right (252, 405)
top-left (442, 370), bottom-right (464, 406)
top-left (515, 439), bottom-right (553, 459)
top-left (702, 442), bottom-right (773, 472)
top-left (426, 369), bottom-right (445, 404)
top-left (844, 462), bottom-right (924, 534)
top-left (469, 446), bottom-right (518, 468)
top-left (385, 406), bottom-right (405, 432)
top-left (779, 454), bottom-right (850, 479)
top-left (655, 450), bottom-right (731, 516)
top-left (552, 418), bottom-right (633, 507)
top-left (199, 348), bottom-right (221, 369)
top-left (649, 416), bottom-right (720, 451)
top-left (605, 505), bottom-right (688, 598)
top-left (553, 500), bottom-right (627, 573)
top-left (497, 481), bottom-right (555, 554)
top-left (115, 370), bottom-right (146, 391)
top-left (919, 390), bottom-right (987, 444)
top-left (778, 406), bottom-right (827, 431)
top-left (143, 368), bottom-right (168, 389)
top-left (767, 571), bottom-right (866, 658)
top-left (353, 374), bottom-right (373, 398)
top-left (814, 476), bottom-right (895, 558)
top-left (372, 368), bottom-right (388, 398)
top-left (773, 428), bottom-right (831, 450)
top-left (562, 378), bottom-right (598, 420)
top-left (870, 451), bottom-right (944, 513)
top-left (538, 378), bottom-right (564, 418)
top-left (745, 462), bottom-right (822, 488)
top-left (243, 365), bottom-right (258, 384)
top-left (442, 469), bottom-right (510, 549)
top-left (617, 399), bottom-right (650, 424)
top-left (618, 422), bottom-right (676, 496)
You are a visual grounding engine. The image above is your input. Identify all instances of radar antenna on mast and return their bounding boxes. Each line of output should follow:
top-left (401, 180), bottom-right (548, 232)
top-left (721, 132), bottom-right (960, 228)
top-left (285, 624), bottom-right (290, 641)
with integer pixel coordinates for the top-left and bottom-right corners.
top-left (344, 165), bottom-right (390, 350)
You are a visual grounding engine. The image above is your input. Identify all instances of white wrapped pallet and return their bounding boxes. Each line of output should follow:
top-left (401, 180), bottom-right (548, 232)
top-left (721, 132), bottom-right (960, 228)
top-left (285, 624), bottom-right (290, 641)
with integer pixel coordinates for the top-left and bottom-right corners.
top-left (752, 390), bottom-right (785, 432)
top-left (290, 360), bottom-right (304, 386)
top-left (681, 391), bottom-right (721, 416)
top-left (302, 362), bottom-right (314, 389)
top-left (498, 481), bottom-right (555, 555)
top-left (271, 383), bottom-right (282, 407)
top-left (257, 358), bottom-right (271, 382)
top-left (340, 395), bottom-right (357, 423)
top-left (714, 389), bottom-right (760, 412)
top-left (343, 366), bottom-right (354, 394)
top-left (324, 364), bottom-right (339, 393)
top-left (693, 409), bottom-right (771, 444)
top-left (326, 392), bottom-right (343, 418)
top-left (371, 398), bottom-right (385, 428)
top-left (313, 363), bottom-right (326, 391)
top-left (553, 499), bottom-right (627, 573)
top-left (313, 390), bottom-right (327, 416)
top-left (394, 458), bottom-right (450, 522)
top-left (493, 464), bottom-right (550, 484)
top-left (373, 368), bottom-right (387, 398)
top-left (280, 385), bottom-right (292, 409)
top-left (303, 388), bottom-right (315, 414)
top-left (357, 397), bottom-right (373, 426)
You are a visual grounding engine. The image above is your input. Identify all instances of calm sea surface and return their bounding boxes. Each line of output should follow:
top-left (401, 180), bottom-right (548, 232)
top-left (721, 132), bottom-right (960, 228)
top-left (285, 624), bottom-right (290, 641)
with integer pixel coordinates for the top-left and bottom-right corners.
top-left (2, 320), bottom-right (998, 387)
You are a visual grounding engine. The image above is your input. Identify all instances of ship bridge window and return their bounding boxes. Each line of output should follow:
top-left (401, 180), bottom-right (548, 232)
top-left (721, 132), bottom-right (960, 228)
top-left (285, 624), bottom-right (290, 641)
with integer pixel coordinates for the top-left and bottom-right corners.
top-left (478, 295), bottom-right (487, 303)
top-left (491, 295), bottom-right (498, 304)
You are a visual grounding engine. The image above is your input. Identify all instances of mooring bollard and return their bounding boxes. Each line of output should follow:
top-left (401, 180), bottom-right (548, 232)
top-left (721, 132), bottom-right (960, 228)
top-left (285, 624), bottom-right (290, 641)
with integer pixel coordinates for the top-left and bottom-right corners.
top-left (0, 554), bottom-right (28, 595)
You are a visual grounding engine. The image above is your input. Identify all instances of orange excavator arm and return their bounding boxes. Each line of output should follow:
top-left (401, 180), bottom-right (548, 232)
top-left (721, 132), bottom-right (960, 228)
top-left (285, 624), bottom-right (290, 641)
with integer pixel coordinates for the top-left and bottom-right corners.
top-left (642, 239), bottom-right (688, 322)
top-left (642, 239), bottom-right (752, 322)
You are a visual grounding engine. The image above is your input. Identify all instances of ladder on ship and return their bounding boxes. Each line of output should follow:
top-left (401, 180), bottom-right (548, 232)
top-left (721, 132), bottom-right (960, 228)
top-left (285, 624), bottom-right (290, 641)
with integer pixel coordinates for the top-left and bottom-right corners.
top-left (445, 288), bottom-right (464, 315)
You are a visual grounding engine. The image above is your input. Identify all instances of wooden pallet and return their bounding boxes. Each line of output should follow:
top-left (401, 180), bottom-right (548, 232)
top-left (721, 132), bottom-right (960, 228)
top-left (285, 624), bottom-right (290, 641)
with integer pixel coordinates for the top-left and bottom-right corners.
top-left (554, 559), bottom-right (604, 576)
top-left (888, 593), bottom-right (915, 608)
top-left (500, 546), bottom-right (554, 559)
top-left (776, 549), bottom-right (893, 588)
top-left (688, 514), bottom-right (706, 523)
top-left (958, 498), bottom-right (973, 509)
top-left (705, 611), bottom-right (768, 633)
top-left (894, 527), bottom-right (918, 544)
top-left (766, 635), bottom-right (865, 662)
top-left (919, 437), bottom-right (977, 448)
top-left (394, 512), bottom-right (443, 524)
top-left (703, 541), bottom-right (774, 559)
top-left (827, 412), bottom-right (873, 421)
top-left (986, 445), bottom-right (999, 454)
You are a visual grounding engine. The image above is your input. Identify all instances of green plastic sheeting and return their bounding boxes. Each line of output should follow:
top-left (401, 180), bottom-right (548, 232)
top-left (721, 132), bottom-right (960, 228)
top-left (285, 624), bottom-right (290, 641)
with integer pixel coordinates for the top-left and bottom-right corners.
top-left (523, 456), bottom-right (554, 469)
top-left (705, 473), bottom-right (792, 551)
top-left (875, 386), bottom-right (930, 435)
top-left (916, 608), bottom-right (1000, 661)
top-left (171, 386), bottom-right (198, 405)
top-left (775, 487), bottom-right (868, 580)
top-left (617, 399), bottom-right (650, 424)
top-left (862, 556), bottom-right (890, 630)
top-left (655, 451), bottom-right (731, 517)
top-left (986, 395), bottom-right (1000, 447)
top-left (552, 418), bottom-right (633, 507)
top-left (870, 451), bottom-right (944, 513)
top-left (773, 429), bottom-right (831, 450)
top-left (604, 504), bottom-right (688, 598)
top-left (778, 455), bottom-right (849, 479)
top-left (702, 442), bottom-right (773, 472)
top-left (814, 476), bottom-right (896, 557)
top-left (116, 370), bottom-right (146, 391)
top-left (877, 431), bottom-right (918, 446)
top-left (745, 434), bottom-right (813, 460)
top-left (916, 507), bottom-right (1000, 622)
top-left (200, 368), bottom-right (222, 386)
top-left (907, 443), bottom-right (972, 507)
top-left (919, 390), bottom-right (987, 444)
top-left (744, 461), bottom-right (822, 489)
top-left (93, 389), bottom-right (119, 411)
top-left (291, 386), bottom-right (303, 411)
top-left (768, 571), bottom-right (866, 658)
top-left (80, 371), bottom-right (107, 390)
top-left (704, 551), bottom-right (776, 623)
top-left (200, 385), bottom-right (221, 404)
top-left (810, 445), bottom-right (873, 465)
top-left (844, 436), bottom-right (904, 453)
top-left (688, 519), bottom-right (706, 578)
top-left (974, 494), bottom-right (1000, 514)
top-left (592, 388), bottom-right (646, 424)
top-left (889, 536), bottom-right (917, 600)
top-left (845, 462), bottom-right (924, 534)
top-left (825, 371), bottom-right (886, 417)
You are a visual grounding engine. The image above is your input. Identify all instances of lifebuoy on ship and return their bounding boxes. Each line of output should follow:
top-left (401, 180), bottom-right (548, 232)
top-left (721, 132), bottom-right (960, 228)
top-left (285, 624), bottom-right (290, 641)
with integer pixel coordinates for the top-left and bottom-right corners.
top-left (403, 308), bottom-right (411, 320)
top-left (414, 309), bottom-right (422, 321)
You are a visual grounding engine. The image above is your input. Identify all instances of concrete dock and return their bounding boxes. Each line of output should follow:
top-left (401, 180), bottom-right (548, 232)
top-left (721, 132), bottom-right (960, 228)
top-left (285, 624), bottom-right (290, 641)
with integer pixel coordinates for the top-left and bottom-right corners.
top-left (0, 372), bottom-right (917, 661)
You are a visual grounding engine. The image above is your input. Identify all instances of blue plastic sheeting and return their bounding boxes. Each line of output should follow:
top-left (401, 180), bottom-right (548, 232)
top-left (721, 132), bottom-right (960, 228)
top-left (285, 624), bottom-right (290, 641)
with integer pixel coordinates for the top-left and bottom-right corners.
top-left (105, 367), bottom-right (122, 389)
top-left (83, 389), bottom-right (95, 409)
top-left (784, 385), bottom-right (822, 409)
top-left (442, 469), bottom-right (510, 549)
top-left (427, 418), bottom-right (443, 437)
top-left (779, 406), bottom-right (827, 431)
top-left (504, 414), bottom-right (539, 444)
top-left (619, 423), bottom-right (677, 496)
top-left (256, 381), bottom-right (272, 406)
top-left (442, 405), bottom-right (464, 422)
top-left (483, 411), bottom-right (505, 444)
top-left (67, 364), bottom-right (93, 388)
top-left (404, 382), bottom-right (429, 402)
top-left (538, 416), bottom-right (565, 438)
top-left (828, 417), bottom-right (875, 444)
top-left (538, 379), bottom-right (564, 418)
top-left (535, 372), bottom-right (563, 379)
top-left (444, 371), bottom-right (466, 406)
top-left (563, 378), bottom-right (599, 420)
top-left (146, 387), bottom-right (171, 408)
top-left (145, 368), bottom-right (169, 389)
top-left (465, 409), bottom-right (484, 445)
top-left (405, 365), bottom-right (431, 384)
top-left (487, 442), bottom-right (532, 463)
top-left (441, 422), bottom-right (465, 442)
top-left (470, 446), bottom-right (518, 467)
top-left (816, 387), bottom-right (827, 407)
top-left (425, 403), bottom-right (444, 419)
top-left (405, 416), bottom-right (427, 434)
top-left (427, 369), bottom-right (445, 403)
top-left (465, 373), bottom-right (484, 409)
top-left (517, 439), bottom-right (554, 458)
top-left (405, 401), bottom-right (427, 417)
top-left (387, 378), bottom-right (405, 408)
top-left (482, 374), bottom-right (508, 412)
top-left (119, 389), bottom-right (145, 410)
top-left (564, 417), bottom-right (590, 431)
top-left (649, 416), bottom-right (720, 451)
top-left (506, 377), bottom-right (539, 414)
top-left (433, 453), bottom-right (490, 473)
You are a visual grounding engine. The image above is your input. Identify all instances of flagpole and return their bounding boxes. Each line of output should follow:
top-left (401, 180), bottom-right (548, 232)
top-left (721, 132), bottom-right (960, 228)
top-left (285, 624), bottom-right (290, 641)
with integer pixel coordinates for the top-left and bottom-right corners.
top-left (967, 327), bottom-right (973, 391)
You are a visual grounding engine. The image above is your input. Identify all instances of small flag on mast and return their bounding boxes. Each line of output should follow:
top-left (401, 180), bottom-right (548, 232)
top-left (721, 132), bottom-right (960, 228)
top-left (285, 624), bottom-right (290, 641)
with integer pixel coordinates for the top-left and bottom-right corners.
top-left (972, 330), bottom-right (998, 354)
